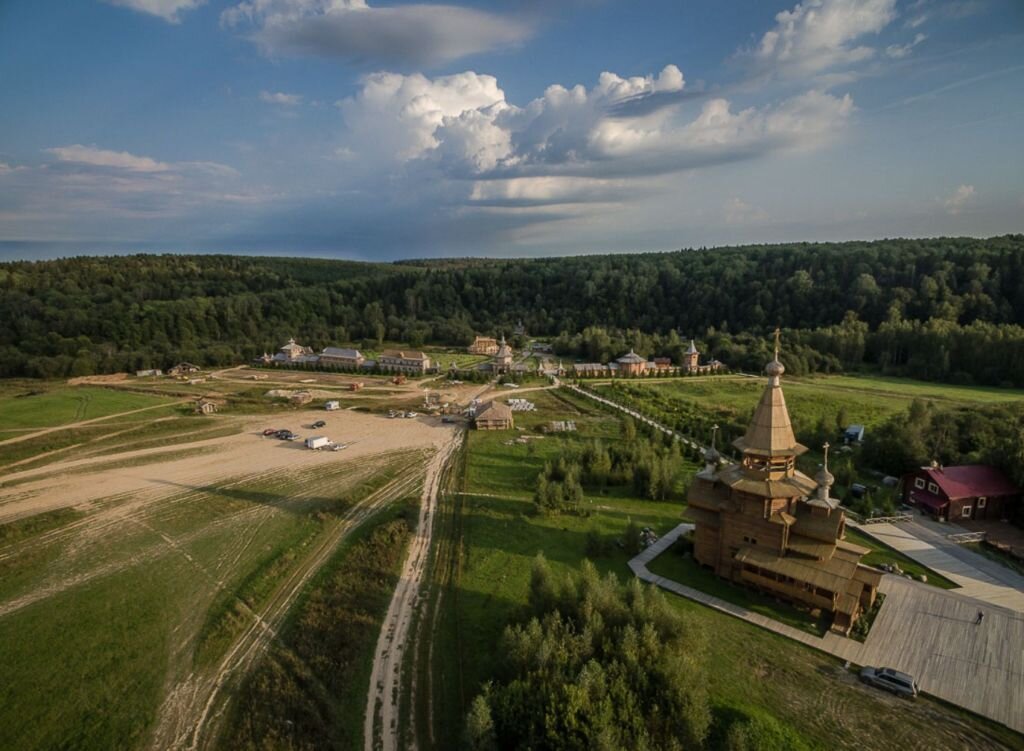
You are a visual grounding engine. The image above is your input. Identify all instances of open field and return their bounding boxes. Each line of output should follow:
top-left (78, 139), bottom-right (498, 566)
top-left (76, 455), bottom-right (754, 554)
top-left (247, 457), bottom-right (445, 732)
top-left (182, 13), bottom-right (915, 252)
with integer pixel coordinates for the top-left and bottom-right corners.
top-left (790, 374), bottom-right (1024, 405)
top-left (0, 382), bottom-right (179, 436)
top-left (0, 393), bottom-right (456, 751)
top-left (591, 373), bottom-right (1024, 449)
top-left (428, 384), bottom-right (1024, 751)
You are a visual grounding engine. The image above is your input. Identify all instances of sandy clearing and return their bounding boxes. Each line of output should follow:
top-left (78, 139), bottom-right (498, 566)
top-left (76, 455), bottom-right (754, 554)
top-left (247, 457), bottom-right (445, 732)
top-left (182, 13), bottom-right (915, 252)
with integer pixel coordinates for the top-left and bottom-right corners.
top-left (0, 410), bottom-right (456, 524)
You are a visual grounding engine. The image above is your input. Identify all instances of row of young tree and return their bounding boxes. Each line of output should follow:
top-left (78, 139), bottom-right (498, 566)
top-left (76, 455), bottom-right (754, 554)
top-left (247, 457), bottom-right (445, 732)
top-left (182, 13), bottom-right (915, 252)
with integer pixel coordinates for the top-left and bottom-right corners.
top-left (533, 420), bottom-right (684, 513)
top-left (4, 236), bottom-right (1024, 384)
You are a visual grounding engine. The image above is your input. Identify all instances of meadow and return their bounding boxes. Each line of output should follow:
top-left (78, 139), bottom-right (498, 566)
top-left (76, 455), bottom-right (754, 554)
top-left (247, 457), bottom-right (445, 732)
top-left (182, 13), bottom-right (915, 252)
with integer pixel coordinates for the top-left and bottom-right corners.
top-left (0, 449), bottom-right (425, 751)
top-left (0, 382), bottom-right (179, 438)
top-left (431, 384), bottom-right (1023, 751)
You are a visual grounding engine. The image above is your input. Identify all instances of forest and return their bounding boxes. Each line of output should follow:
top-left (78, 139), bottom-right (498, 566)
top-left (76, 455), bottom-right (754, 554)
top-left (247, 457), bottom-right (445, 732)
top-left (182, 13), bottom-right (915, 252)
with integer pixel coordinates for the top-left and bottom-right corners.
top-left (3, 235), bottom-right (1024, 385)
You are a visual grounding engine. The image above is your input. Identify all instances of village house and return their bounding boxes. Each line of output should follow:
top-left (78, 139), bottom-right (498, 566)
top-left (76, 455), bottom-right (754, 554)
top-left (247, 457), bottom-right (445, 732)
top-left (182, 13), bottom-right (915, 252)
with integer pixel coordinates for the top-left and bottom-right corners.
top-left (475, 400), bottom-right (514, 430)
top-left (903, 464), bottom-right (1019, 522)
top-left (194, 398), bottom-right (219, 415)
top-left (168, 362), bottom-right (201, 376)
top-left (379, 350), bottom-right (431, 375)
top-left (135, 368), bottom-right (163, 377)
top-left (686, 335), bottom-right (881, 635)
top-left (319, 346), bottom-right (365, 370)
top-left (468, 336), bottom-right (499, 356)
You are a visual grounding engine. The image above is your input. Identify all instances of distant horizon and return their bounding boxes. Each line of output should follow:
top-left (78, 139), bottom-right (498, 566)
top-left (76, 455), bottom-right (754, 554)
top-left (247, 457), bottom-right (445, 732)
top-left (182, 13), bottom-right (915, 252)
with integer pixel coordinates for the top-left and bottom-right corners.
top-left (1, 1), bottom-right (1022, 260)
top-left (2, 231), bottom-right (1022, 265)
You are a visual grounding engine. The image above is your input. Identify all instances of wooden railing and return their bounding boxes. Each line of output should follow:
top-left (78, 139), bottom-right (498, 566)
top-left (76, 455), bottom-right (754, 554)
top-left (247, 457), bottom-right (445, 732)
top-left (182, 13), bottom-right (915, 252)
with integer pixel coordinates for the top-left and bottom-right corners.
top-left (946, 531), bottom-right (986, 544)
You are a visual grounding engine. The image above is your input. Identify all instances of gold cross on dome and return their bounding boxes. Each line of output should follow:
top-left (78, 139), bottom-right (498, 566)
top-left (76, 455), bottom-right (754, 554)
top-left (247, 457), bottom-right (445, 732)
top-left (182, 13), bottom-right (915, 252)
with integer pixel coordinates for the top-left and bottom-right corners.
top-left (773, 327), bottom-right (781, 357)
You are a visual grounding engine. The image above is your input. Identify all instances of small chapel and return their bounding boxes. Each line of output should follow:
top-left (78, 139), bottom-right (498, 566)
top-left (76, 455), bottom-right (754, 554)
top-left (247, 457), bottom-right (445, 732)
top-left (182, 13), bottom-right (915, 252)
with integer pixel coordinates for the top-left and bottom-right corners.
top-left (686, 332), bottom-right (882, 635)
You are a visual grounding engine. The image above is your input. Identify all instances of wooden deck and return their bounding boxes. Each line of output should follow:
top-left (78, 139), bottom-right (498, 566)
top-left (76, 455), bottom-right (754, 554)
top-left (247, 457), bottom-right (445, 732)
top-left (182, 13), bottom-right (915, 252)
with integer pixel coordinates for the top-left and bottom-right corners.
top-left (632, 525), bottom-right (1024, 735)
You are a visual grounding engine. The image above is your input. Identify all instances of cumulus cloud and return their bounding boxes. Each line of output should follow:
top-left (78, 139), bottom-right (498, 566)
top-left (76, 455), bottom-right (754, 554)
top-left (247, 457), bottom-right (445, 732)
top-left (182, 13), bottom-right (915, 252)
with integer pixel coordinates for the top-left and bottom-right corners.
top-left (103, 0), bottom-right (205, 23)
top-left (222, 0), bottom-right (533, 67)
top-left (943, 184), bottom-right (975, 214)
top-left (748, 0), bottom-right (898, 76)
top-left (259, 90), bottom-right (303, 106)
top-left (334, 64), bottom-right (853, 196)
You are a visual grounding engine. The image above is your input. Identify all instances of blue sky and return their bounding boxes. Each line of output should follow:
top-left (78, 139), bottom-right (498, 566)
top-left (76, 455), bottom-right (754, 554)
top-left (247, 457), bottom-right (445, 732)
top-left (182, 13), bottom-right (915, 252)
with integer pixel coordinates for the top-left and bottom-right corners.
top-left (0, 0), bottom-right (1021, 260)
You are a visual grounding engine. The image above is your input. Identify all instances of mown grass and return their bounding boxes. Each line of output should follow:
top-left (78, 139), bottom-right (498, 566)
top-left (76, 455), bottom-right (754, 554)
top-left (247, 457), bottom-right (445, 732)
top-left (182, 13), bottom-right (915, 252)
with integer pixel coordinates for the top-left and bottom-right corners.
top-left (439, 384), bottom-right (1024, 751)
top-left (0, 506), bottom-right (84, 544)
top-left (0, 544), bottom-right (196, 751)
top-left (0, 383), bottom-right (177, 432)
top-left (845, 527), bottom-right (959, 589)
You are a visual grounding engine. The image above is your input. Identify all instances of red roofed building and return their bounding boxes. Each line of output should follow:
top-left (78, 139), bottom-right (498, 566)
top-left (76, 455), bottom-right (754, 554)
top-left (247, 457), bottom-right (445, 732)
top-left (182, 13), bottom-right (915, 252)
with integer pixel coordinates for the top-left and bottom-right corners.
top-left (902, 464), bottom-right (1019, 522)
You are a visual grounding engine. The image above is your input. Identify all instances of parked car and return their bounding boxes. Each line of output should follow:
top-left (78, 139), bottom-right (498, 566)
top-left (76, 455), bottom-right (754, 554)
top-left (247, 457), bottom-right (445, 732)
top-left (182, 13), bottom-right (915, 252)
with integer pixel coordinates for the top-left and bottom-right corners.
top-left (311, 420), bottom-right (326, 429)
top-left (859, 667), bottom-right (919, 698)
top-left (262, 428), bottom-right (278, 436)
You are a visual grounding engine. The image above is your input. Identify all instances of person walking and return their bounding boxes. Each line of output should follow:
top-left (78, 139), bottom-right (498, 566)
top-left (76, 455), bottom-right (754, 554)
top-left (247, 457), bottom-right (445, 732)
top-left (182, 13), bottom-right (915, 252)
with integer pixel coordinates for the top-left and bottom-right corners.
top-left (975, 611), bottom-right (985, 625)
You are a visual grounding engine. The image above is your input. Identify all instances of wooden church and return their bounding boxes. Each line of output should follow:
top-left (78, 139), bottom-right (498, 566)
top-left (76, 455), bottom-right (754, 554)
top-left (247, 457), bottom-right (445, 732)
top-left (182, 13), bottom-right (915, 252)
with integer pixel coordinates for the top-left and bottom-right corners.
top-left (686, 333), bottom-right (882, 635)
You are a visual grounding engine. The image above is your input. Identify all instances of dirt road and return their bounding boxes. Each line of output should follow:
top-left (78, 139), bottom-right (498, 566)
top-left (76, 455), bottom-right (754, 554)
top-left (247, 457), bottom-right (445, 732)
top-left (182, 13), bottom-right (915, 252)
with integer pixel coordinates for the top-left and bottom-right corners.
top-left (364, 430), bottom-right (462, 751)
top-left (152, 465), bottom-right (430, 751)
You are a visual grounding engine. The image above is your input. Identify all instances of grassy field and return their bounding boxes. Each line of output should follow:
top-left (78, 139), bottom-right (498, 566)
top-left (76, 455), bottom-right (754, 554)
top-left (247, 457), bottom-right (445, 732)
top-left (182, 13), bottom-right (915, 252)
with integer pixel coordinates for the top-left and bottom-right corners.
top-left (791, 374), bottom-right (1024, 405)
top-left (647, 541), bottom-right (829, 635)
top-left (0, 382), bottom-right (178, 435)
top-left (220, 500), bottom-right (418, 750)
top-left (591, 373), bottom-right (1024, 448)
top-left (0, 452), bottom-right (422, 751)
top-left (433, 384), bottom-right (1023, 751)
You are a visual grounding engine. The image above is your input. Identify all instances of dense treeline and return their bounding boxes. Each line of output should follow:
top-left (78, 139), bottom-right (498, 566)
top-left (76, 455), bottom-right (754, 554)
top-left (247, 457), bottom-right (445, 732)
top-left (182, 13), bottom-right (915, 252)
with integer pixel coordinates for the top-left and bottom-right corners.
top-left (4, 235), bottom-right (1024, 384)
top-left (862, 400), bottom-right (1024, 524)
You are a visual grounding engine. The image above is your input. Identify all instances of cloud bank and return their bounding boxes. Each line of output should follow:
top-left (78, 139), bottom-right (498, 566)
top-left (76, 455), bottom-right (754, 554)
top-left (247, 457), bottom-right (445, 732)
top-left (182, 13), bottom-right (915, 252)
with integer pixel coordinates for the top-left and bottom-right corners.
top-left (222, 0), bottom-right (534, 67)
top-left (334, 64), bottom-right (853, 210)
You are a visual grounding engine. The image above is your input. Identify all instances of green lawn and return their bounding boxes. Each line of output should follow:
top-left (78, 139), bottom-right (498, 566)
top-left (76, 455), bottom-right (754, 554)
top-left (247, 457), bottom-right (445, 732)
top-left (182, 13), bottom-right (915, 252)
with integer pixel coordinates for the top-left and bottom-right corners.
top-left (0, 383), bottom-right (177, 433)
top-left (845, 527), bottom-right (958, 589)
top-left (646, 539), bottom-right (829, 635)
top-left (437, 384), bottom-right (1024, 751)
